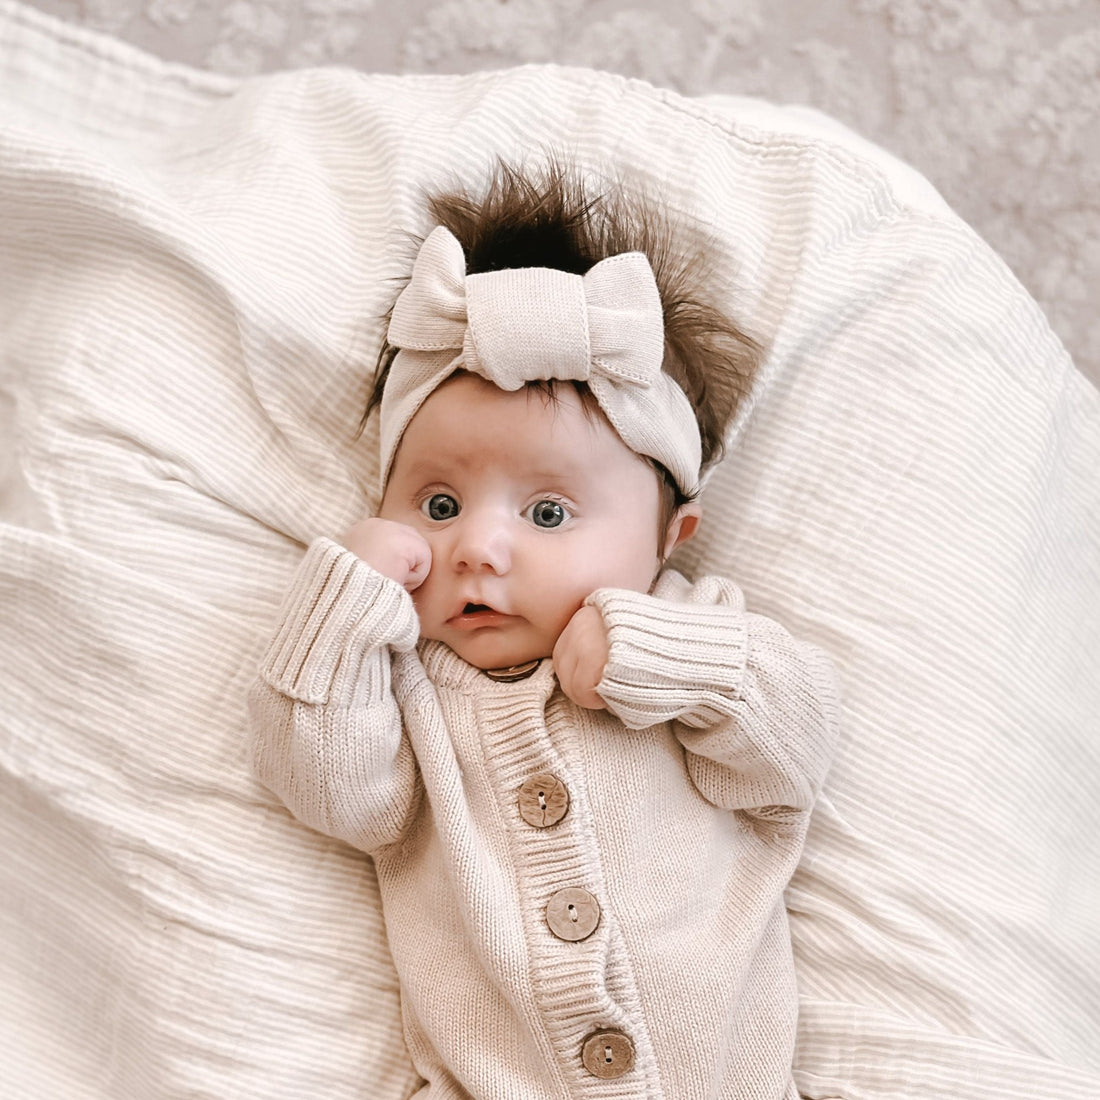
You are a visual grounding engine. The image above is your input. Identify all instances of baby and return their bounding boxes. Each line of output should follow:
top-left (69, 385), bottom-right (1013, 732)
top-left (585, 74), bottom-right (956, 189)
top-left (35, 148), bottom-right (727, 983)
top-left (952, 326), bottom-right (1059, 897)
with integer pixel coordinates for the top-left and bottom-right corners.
top-left (248, 163), bottom-right (841, 1099)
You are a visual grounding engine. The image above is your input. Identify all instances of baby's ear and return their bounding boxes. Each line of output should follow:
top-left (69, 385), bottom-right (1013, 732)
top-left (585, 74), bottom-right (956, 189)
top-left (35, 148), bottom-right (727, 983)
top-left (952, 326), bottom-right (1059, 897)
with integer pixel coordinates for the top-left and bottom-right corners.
top-left (662, 502), bottom-right (702, 560)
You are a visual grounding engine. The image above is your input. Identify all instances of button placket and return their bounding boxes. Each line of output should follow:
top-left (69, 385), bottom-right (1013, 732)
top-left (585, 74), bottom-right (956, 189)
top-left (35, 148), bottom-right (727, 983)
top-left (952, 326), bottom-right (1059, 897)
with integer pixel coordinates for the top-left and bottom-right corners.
top-left (490, 693), bottom-right (642, 1086)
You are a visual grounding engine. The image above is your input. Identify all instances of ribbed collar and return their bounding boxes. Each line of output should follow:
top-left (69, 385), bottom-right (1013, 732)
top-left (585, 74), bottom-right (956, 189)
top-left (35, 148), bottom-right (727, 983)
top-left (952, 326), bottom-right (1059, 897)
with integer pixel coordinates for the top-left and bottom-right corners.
top-left (417, 639), bottom-right (558, 698)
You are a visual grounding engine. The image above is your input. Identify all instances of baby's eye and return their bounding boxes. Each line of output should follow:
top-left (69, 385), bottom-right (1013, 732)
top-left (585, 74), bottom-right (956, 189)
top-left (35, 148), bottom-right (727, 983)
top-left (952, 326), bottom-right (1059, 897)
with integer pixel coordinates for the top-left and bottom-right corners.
top-left (526, 499), bottom-right (570, 529)
top-left (422, 493), bottom-right (460, 521)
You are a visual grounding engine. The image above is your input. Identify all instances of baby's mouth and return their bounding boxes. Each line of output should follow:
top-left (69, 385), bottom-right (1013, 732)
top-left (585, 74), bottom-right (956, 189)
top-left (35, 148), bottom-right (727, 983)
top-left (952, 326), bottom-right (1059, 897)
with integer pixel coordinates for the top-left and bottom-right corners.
top-left (449, 601), bottom-right (514, 627)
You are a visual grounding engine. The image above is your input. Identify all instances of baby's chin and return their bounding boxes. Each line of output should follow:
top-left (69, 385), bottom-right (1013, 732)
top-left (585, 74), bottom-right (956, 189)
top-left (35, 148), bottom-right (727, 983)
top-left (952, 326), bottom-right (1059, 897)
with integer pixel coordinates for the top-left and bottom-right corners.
top-left (429, 629), bottom-right (554, 672)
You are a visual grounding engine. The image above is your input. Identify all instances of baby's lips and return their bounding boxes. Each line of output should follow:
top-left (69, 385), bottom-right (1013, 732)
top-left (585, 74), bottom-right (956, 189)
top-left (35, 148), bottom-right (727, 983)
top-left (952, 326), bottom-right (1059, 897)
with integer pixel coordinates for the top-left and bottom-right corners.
top-left (447, 598), bottom-right (513, 622)
top-left (453, 593), bottom-right (498, 614)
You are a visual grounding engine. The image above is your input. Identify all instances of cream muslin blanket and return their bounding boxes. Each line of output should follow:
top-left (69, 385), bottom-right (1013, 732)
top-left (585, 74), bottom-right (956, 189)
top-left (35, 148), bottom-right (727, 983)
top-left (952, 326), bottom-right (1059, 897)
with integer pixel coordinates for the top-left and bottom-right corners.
top-left (1, 1), bottom-right (1098, 1097)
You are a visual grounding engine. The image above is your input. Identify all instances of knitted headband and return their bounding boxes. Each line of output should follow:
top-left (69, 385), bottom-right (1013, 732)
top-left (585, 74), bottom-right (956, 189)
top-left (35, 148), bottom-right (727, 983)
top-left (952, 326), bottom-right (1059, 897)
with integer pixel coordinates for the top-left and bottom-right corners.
top-left (379, 225), bottom-right (702, 496)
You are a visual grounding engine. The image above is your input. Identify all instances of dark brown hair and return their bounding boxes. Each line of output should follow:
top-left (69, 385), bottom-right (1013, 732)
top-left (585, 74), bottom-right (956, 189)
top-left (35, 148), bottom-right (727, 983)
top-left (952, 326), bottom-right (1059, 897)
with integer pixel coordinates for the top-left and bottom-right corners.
top-left (356, 158), bottom-right (761, 525)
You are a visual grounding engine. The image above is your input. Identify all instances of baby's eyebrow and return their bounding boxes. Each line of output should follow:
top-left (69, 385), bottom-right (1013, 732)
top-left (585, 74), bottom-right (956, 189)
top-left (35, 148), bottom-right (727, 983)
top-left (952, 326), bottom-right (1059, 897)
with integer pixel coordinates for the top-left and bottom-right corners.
top-left (526, 466), bottom-right (578, 483)
top-left (401, 455), bottom-right (461, 478)
top-left (404, 453), bottom-right (581, 483)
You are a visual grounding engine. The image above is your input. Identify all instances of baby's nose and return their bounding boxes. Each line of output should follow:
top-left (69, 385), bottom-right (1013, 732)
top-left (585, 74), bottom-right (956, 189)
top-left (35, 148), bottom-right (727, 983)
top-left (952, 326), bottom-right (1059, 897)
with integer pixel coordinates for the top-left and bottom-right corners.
top-left (451, 515), bottom-right (512, 574)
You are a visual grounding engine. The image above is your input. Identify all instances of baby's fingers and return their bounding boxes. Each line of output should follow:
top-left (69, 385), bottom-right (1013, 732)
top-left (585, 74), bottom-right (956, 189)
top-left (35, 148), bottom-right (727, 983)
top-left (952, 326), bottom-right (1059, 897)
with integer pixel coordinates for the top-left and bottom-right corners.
top-left (564, 671), bottom-right (605, 711)
top-left (403, 539), bottom-right (432, 592)
top-left (553, 609), bottom-right (608, 710)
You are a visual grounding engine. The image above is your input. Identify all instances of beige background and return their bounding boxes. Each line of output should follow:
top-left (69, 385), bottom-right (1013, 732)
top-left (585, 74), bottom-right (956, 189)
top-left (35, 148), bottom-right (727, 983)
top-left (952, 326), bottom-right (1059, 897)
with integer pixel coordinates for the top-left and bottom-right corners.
top-left (21, 0), bottom-right (1100, 389)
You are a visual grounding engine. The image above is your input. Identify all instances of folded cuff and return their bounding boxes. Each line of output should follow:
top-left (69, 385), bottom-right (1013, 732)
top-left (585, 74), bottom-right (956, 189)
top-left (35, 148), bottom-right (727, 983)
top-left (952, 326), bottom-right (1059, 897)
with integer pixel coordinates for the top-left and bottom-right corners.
top-left (259, 536), bottom-right (419, 704)
top-left (586, 586), bottom-right (746, 729)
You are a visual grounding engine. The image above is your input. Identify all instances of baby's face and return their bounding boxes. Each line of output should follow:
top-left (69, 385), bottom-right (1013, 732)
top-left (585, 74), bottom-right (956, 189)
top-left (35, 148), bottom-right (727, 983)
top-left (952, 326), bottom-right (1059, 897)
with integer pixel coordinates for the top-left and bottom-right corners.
top-left (379, 372), bottom-right (665, 670)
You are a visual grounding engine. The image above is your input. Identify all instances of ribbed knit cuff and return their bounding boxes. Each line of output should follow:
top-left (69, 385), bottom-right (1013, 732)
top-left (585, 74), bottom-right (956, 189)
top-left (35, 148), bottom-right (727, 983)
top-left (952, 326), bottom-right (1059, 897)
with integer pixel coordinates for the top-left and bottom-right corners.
top-left (259, 536), bottom-right (419, 705)
top-left (585, 586), bottom-right (747, 730)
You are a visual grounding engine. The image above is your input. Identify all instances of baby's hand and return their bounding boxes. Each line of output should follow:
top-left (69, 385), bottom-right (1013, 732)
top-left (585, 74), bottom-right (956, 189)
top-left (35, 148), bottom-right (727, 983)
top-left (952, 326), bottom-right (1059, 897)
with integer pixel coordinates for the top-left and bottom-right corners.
top-left (553, 605), bottom-right (609, 711)
top-left (338, 518), bottom-right (432, 592)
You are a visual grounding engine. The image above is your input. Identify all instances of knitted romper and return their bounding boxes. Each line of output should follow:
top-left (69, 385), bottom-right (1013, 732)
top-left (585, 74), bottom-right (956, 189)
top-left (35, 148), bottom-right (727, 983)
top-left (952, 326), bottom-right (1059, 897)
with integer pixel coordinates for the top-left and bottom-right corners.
top-left (248, 536), bottom-right (841, 1100)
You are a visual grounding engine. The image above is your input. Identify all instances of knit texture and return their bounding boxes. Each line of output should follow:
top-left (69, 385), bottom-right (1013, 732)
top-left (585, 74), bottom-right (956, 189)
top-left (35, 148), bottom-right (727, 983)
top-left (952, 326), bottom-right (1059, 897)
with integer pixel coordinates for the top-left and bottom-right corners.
top-left (248, 537), bottom-right (840, 1098)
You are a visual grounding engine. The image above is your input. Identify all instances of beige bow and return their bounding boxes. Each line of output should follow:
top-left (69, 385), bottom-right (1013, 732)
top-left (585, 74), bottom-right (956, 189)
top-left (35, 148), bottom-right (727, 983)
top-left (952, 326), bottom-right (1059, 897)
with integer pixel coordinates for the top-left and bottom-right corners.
top-left (379, 226), bottom-right (702, 495)
top-left (387, 226), bottom-right (665, 390)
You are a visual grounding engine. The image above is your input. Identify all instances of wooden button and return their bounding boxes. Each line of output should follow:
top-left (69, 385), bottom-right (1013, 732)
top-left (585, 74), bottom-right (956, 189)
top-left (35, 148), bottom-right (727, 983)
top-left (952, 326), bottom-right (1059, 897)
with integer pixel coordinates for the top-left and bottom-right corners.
top-left (581, 1030), bottom-right (635, 1078)
top-left (483, 659), bottom-right (541, 683)
top-left (545, 887), bottom-right (600, 941)
top-left (517, 773), bottom-right (569, 828)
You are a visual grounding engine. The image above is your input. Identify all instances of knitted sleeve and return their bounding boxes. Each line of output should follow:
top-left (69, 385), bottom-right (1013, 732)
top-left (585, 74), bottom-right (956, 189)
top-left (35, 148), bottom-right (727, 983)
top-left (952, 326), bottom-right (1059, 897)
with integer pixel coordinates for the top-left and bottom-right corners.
top-left (585, 571), bottom-right (840, 816)
top-left (246, 536), bottom-right (423, 853)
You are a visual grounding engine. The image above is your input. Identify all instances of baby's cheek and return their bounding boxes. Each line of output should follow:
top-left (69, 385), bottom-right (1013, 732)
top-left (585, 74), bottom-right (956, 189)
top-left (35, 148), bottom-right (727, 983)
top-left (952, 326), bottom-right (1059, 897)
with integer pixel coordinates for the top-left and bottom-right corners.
top-left (546, 590), bottom-right (590, 642)
top-left (408, 579), bottom-right (443, 639)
